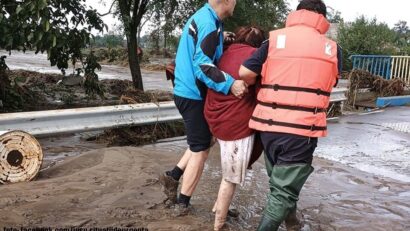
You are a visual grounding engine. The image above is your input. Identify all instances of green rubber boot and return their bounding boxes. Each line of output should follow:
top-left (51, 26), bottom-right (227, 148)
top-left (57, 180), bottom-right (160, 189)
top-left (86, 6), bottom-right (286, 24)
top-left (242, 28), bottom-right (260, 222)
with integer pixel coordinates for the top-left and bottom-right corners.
top-left (257, 214), bottom-right (281, 231)
top-left (258, 162), bottom-right (313, 231)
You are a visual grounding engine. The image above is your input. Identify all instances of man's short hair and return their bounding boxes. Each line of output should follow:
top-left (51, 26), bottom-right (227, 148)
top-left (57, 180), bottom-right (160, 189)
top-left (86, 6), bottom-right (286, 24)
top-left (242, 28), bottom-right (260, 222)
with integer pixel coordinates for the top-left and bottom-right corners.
top-left (296, 0), bottom-right (327, 18)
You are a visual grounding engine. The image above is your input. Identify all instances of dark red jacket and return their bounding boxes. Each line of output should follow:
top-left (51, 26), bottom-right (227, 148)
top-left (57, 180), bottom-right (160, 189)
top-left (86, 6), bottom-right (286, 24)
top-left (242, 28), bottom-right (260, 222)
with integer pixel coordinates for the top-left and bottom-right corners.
top-left (204, 44), bottom-right (258, 141)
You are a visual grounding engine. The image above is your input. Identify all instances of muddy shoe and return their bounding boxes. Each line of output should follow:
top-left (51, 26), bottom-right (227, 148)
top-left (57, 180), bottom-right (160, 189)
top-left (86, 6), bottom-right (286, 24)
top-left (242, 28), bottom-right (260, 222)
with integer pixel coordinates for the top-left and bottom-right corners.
top-left (159, 172), bottom-right (179, 204)
top-left (227, 208), bottom-right (240, 218)
top-left (172, 203), bottom-right (192, 217)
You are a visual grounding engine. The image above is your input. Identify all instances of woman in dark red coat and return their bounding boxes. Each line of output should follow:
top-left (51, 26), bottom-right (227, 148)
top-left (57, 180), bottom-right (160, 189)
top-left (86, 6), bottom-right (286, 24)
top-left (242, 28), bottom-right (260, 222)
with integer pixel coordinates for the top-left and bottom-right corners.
top-left (204, 26), bottom-right (266, 230)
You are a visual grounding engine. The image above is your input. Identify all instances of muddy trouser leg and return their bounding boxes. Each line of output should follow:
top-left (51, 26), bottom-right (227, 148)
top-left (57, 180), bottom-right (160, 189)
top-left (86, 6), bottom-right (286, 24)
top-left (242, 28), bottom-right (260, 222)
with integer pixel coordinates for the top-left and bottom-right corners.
top-left (257, 133), bottom-right (316, 231)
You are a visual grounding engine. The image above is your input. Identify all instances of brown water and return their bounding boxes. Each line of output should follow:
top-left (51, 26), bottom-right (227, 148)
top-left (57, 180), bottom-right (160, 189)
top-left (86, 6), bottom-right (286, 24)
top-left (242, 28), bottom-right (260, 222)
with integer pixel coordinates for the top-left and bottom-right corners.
top-left (0, 50), bottom-right (173, 91)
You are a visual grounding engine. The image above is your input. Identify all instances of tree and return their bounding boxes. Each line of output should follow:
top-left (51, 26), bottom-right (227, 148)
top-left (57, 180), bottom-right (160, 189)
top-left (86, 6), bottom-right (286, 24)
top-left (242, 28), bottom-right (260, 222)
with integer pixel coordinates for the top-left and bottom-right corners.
top-left (145, 0), bottom-right (289, 52)
top-left (394, 20), bottom-right (409, 35)
top-left (99, 0), bottom-right (288, 90)
top-left (141, 0), bottom-right (178, 54)
top-left (327, 8), bottom-right (343, 24)
top-left (337, 16), bottom-right (397, 70)
top-left (393, 20), bottom-right (410, 55)
top-left (0, 0), bottom-right (105, 71)
top-left (116, 0), bottom-right (149, 91)
top-left (175, 0), bottom-right (289, 32)
top-left (225, 0), bottom-right (289, 32)
top-left (0, 0), bottom-right (106, 108)
top-left (92, 34), bottom-right (125, 48)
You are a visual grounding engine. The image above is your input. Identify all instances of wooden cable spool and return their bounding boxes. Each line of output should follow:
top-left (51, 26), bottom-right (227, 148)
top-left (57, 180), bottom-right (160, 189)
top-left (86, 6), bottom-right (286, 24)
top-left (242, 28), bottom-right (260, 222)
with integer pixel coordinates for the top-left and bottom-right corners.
top-left (0, 130), bottom-right (43, 184)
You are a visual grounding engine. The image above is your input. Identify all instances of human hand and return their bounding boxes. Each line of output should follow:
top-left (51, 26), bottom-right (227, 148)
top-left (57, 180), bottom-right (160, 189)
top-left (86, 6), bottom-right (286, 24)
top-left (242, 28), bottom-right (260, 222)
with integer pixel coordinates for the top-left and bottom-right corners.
top-left (223, 31), bottom-right (236, 44)
top-left (230, 80), bottom-right (248, 99)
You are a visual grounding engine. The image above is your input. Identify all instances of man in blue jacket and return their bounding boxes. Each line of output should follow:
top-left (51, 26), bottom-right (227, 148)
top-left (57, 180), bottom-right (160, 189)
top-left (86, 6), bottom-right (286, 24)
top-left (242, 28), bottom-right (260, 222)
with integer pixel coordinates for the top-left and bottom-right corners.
top-left (159, 0), bottom-right (246, 215)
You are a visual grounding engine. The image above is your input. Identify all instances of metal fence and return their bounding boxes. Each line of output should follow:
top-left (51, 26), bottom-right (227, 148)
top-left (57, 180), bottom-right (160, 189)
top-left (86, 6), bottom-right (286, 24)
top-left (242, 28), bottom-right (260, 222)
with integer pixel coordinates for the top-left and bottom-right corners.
top-left (0, 89), bottom-right (348, 137)
top-left (0, 102), bottom-right (182, 136)
top-left (351, 55), bottom-right (410, 84)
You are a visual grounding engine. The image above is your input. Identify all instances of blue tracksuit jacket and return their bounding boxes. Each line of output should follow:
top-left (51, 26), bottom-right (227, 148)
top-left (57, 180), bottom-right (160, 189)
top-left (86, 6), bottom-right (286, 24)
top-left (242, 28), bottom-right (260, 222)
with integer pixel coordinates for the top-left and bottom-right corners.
top-left (173, 3), bottom-right (235, 100)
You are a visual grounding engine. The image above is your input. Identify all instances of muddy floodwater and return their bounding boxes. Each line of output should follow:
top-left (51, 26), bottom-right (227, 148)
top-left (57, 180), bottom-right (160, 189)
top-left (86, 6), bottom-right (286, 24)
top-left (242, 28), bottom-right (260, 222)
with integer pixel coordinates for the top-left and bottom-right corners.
top-left (1, 107), bottom-right (409, 230)
top-left (0, 50), bottom-right (173, 91)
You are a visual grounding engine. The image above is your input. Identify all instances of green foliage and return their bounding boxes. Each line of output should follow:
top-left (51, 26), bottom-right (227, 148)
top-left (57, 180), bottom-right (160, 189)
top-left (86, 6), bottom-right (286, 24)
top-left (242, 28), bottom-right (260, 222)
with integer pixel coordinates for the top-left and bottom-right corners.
top-left (93, 47), bottom-right (128, 63)
top-left (0, 55), bottom-right (8, 72)
top-left (224, 0), bottom-right (289, 32)
top-left (0, 56), bottom-right (24, 112)
top-left (0, 0), bottom-right (105, 70)
top-left (328, 9), bottom-right (343, 23)
top-left (337, 16), bottom-right (397, 70)
top-left (171, 0), bottom-right (289, 32)
top-left (117, 0), bottom-right (149, 90)
top-left (92, 34), bottom-right (125, 48)
top-left (0, 56), bottom-right (10, 108)
top-left (0, 0), bottom-right (106, 98)
top-left (83, 52), bottom-right (104, 98)
top-left (145, 0), bottom-right (288, 54)
top-left (393, 21), bottom-right (410, 55)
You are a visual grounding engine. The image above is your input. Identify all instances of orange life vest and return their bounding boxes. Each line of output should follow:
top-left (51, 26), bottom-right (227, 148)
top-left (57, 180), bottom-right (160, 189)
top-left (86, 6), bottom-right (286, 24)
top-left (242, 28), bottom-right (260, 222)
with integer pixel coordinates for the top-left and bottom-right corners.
top-left (249, 10), bottom-right (338, 137)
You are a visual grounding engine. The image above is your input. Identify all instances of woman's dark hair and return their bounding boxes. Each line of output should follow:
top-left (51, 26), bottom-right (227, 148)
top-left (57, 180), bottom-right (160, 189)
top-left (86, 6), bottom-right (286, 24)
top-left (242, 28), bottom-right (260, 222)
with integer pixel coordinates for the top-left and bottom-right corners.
top-left (234, 26), bottom-right (266, 48)
top-left (297, 0), bottom-right (327, 18)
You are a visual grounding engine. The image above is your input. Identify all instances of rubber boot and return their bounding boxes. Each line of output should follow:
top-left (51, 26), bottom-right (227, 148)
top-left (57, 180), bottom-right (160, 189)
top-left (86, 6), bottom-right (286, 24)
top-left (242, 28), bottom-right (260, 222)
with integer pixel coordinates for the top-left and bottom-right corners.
top-left (284, 208), bottom-right (302, 231)
top-left (258, 164), bottom-right (313, 231)
top-left (214, 179), bottom-right (236, 231)
top-left (257, 214), bottom-right (281, 231)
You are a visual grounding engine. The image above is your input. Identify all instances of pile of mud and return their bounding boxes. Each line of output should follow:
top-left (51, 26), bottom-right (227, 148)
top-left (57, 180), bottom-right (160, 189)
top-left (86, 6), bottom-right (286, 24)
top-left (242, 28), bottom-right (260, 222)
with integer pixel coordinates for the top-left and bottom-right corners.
top-left (347, 69), bottom-right (407, 106)
top-left (372, 78), bottom-right (406, 97)
top-left (119, 88), bottom-right (173, 104)
top-left (2, 70), bottom-right (180, 147)
top-left (99, 87), bottom-right (180, 147)
top-left (327, 102), bottom-right (342, 118)
top-left (97, 122), bottom-right (185, 146)
top-left (1, 70), bottom-right (173, 112)
top-left (140, 63), bottom-right (166, 72)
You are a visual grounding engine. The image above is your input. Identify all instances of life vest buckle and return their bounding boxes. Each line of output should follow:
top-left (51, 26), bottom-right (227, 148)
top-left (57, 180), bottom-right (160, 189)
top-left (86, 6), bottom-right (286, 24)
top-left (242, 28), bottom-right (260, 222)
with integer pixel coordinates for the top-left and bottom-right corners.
top-left (268, 119), bottom-right (274, 126)
top-left (310, 124), bottom-right (316, 131)
top-left (316, 88), bottom-right (322, 95)
top-left (273, 84), bottom-right (280, 91)
top-left (271, 103), bottom-right (278, 109)
top-left (314, 107), bottom-right (319, 114)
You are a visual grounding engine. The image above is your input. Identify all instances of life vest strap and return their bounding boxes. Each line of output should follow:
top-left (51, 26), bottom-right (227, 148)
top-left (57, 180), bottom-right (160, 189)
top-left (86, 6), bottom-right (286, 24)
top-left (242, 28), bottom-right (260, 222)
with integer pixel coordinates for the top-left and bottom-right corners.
top-left (260, 84), bottom-right (331, 97)
top-left (257, 100), bottom-right (327, 114)
top-left (251, 116), bottom-right (327, 131)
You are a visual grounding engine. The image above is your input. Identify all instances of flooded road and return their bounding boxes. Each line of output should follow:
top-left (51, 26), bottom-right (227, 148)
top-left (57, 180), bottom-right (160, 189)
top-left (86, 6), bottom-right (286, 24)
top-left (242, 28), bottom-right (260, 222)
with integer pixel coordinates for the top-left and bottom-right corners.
top-left (1, 106), bottom-right (404, 230)
top-left (0, 50), bottom-right (173, 91)
top-left (318, 107), bottom-right (410, 183)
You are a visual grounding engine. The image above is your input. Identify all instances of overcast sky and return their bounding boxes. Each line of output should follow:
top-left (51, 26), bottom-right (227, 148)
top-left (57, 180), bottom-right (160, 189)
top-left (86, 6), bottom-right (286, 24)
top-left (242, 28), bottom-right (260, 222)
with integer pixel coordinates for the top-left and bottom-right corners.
top-left (289, 0), bottom-right (409, 27)
top-left (87, 0), bottom-right (410, 34)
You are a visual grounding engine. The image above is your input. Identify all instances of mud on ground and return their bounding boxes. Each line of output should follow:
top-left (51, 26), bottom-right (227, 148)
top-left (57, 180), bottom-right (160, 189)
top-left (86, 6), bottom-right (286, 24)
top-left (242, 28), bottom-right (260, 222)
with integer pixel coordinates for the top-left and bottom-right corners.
top-left (347, 70), bottom-right (408, 107)
top-left (0, 142), bottom-right (409, 230)
top-left (3, 70), bottom-right (173, 112)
